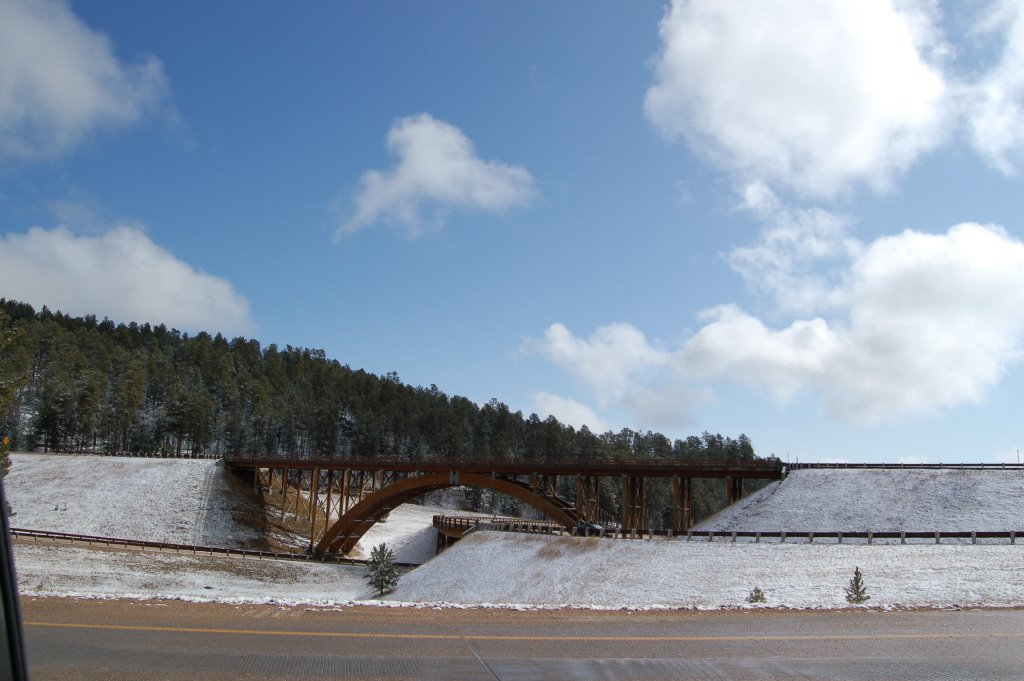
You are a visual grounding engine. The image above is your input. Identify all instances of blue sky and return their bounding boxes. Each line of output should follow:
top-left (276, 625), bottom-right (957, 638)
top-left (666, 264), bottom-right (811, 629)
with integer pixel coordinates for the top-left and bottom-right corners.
top-left (1, 0), bottom-right (1023, 463)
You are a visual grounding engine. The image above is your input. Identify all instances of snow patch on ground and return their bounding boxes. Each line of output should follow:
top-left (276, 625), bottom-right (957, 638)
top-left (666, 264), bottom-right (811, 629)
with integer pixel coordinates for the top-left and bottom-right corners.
top-left (696, 469), bottom-right (1024, 532)
top-left (12, 544), bottom-right (375, 604)
top-left (17, 532), bottom-right (1024, 611)
top-left (4, 454), bottom-right (266, 548)
top-left (353, 504), bottom-right (464, 564)
top-left (388, 531), bottom-right (1024, 610)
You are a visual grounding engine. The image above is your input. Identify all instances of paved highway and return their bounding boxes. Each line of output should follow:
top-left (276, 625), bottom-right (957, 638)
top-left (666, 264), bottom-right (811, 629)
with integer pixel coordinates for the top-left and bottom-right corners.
top-left (21, 597), bottom-right (1024, 680)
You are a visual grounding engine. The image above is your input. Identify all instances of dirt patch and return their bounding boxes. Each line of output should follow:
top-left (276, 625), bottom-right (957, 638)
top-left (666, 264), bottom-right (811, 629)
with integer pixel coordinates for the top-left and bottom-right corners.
top-left (535, 541), bottom-right (565, 559)
top-left (534, 535), bottom-right (605, 560)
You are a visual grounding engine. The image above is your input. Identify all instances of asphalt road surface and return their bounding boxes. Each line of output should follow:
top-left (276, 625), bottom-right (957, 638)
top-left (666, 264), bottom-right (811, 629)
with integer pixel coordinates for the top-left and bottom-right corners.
top-left (21, 598), bottom-right (1024, 680)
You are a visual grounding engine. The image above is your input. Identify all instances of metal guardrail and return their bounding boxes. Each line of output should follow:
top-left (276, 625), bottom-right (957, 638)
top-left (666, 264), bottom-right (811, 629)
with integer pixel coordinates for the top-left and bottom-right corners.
top-left (787, 462), bottom-right (1024, 470)
top-left (10, 451), bottom-right (221, 460)
top-left (433, 515), bottom-right (563, 536)
top-left (433, 516), bottom-right (1024, 545)
top-left (677, 529), bottom-right (1023, 544)
top-left (9, 528), bottom-right (418, 567)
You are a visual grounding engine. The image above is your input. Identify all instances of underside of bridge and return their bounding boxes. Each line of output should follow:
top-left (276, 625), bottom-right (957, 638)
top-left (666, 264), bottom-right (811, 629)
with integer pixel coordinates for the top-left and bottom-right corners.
top-left (228, 457), bottom-right (782, 557)
top-left (315, 472), bottom-right (578, 555)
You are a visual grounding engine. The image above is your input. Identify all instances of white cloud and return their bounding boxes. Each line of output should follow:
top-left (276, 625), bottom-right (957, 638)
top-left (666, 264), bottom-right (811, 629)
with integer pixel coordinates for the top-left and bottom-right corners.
top-left (965, 0), bottom-right (1024, 174)
top-left (522, 322), bottom-right (668, 409)
top-left (337, 113), bottom-right (535, 237)
top-left (530, 392), bottom-right (609, 433)
top-left (728, 182), bottom-right (861, 313)
top-left (522, 323), bottom-right (709, 428)
top-left (531, 221), bottom-right (1024, 427)
top-left (0, 226), bottom-right (254, 335)
top-left (687, 222), bottom-right (1024, 423)
top-left (682, 305), bottom-right (837, 404)
top-left (0, 0), bottom-right (169, 160)
top-left (645, 0), bottom-right (950, 197)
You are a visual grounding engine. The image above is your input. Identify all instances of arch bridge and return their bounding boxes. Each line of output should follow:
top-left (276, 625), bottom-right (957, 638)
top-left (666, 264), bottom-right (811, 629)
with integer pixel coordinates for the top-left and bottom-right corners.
top-left (224, 455), bottom-right (784, 556)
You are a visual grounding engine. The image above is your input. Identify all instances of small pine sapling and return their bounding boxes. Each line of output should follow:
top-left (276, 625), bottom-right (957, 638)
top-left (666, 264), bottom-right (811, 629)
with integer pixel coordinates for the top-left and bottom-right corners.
top-left (746, 586), bottom-right (767, 604)
top-left (366, 542), bottom-right (399, 597)
top-left (844, 566), bottom-right (869, 604)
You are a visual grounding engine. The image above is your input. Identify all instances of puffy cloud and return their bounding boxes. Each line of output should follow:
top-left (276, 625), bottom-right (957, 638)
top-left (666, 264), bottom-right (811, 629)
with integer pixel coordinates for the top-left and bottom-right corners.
top-left (682, 305), bottom-right (837, 404)
top-left (822, 222), bottom-right (1024, 420)
top-left (689, 222), bottom-right (1024, 423)
top-left (644, 0), bottom-right (949, 197)
top-left (530, 392), bottom-right (609, 433)
top-left (0, 0), bottom-right (169, 160)
top-left (965, 0), bottom-right (1024, 174)
top-left (0, 226), bottom-right (254, 335)
top-left (522, 322), bottom-right (668, 409)
top-left (622, 2), bottom-right (1024, 428)
top-left (728, 182), bottom-right (861, 313)
top-left (337, 113), bottom-right (535, 237)
top-left (522, 323), bottom-right (709, 428)
top-left (530, 222), bottom-right (1024, 426)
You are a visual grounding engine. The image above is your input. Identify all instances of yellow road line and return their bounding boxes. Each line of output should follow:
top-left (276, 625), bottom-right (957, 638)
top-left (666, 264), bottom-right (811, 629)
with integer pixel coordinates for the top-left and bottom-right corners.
top-left (23, 621), bottom-right (1024, 643)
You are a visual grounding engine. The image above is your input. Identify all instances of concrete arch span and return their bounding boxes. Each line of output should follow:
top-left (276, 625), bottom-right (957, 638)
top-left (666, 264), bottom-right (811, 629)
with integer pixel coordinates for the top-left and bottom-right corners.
top-left (314, 472), bottom-right (579, 556)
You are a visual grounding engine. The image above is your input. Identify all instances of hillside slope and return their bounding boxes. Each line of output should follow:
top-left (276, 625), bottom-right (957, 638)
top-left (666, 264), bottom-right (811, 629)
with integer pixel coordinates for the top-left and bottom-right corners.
top-left (695, 468), bottom-right (1024, 531)
top-left (4, 453), bottom-right (458, 562)
top-left (5, 453), bottom-right (267, 548)
top-left (389, 531), bottom-right (1024, 609)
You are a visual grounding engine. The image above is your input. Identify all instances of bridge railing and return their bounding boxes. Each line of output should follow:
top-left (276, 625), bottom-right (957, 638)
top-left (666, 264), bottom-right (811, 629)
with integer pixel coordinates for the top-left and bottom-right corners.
top-left (225, 455), bottom-right (783, 478)
top-left (11, 450), bottom-right (221, 460)
top-left (431, 518), bottom-right (1024, 545)
top-left (433, 515), bottom-right (565, 538)
top-left (786, 462), bottom-right (1024, 470)
top-left (675, 529), bottom-right (1023, 544)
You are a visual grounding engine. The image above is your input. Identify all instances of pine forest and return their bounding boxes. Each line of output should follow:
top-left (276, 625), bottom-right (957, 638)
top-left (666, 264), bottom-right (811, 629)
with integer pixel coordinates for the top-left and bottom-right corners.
top-left (0, 298), bottom-right (773, 526)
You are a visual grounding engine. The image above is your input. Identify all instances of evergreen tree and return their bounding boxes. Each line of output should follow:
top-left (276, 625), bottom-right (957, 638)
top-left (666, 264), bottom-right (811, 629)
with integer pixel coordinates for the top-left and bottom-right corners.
top-left (366, 543), bottom-right (399, 596)
top-left (844, 566), bottom-right (869, 604)
top-left (0, 308), bottom-right (22, 473)
top-left (1, 435), bottom-right (9, 478)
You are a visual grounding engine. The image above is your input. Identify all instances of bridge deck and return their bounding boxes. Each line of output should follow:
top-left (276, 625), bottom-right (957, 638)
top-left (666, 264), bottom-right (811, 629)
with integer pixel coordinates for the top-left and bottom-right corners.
top-left (224, 456), bottom-right (784, 479)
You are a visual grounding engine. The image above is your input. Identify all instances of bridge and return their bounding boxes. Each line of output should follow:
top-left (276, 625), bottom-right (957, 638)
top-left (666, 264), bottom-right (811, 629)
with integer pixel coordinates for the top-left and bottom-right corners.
top-left (224, 455), bottom-right (783, 556)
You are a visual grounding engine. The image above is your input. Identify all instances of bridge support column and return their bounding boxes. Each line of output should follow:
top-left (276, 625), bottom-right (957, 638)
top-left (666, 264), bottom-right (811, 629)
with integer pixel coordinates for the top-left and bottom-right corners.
top-left (532, 474), bottom-right (557, 498)
top-left (575, 475), bottom-right (600, 524)
top-left (672, 476), bottom-right (692, 533)
top-left (292, 470), bottom-right (307, 518)
top-left (725, 476), bottom-right (742, 505)
top-left (341, 470), bottom-right (351, 513)
top-left (280, 467), bottom-right (289, 520)
top-left (324, 470), bottom-right (335, 524)
top-left (621, 476), bottom-right (646, 533)
top-left (307, 468), bottom-right (321, 548)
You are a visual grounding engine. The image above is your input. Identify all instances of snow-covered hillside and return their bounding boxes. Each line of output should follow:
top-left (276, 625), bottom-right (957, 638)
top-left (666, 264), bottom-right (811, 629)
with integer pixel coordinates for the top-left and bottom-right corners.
top-left (15, 530), bottom-right (1024, 610)
top-left (696, 468), bottom-right (1024, 532)
top-left (3, 453), bottom-right (456, 562)
top-left (13, 544), bottom-right (375, 603)
top-left (5, 453), bottom-right (265, 548)
top-left (389, 532), bottom-right (1024, 610)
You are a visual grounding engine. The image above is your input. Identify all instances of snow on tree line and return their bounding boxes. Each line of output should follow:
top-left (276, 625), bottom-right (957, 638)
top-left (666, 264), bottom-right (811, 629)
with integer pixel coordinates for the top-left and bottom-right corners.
top-left (0, 299), bottom-right (771, 527)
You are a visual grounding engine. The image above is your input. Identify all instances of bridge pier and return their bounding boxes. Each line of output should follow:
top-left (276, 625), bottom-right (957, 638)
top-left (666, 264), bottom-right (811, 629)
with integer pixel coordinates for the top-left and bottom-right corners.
top-left (672, 476), bottom-right (692, 533)
top-left (621, 475), bottom-right (646, 534)
top-left (575, 475), bottom-right (600, 524)
top-left (726, 476), bottom-right (743, 505)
